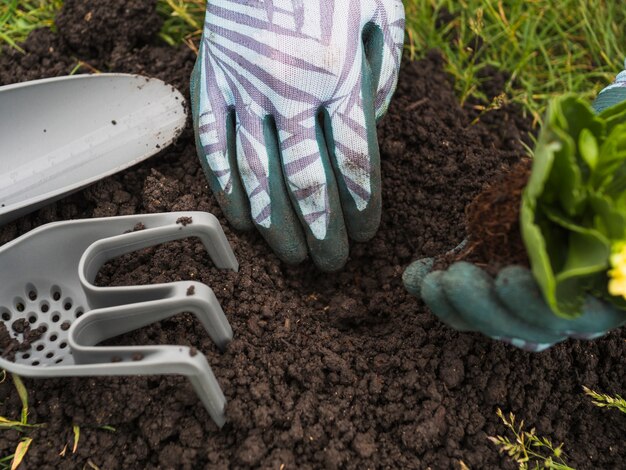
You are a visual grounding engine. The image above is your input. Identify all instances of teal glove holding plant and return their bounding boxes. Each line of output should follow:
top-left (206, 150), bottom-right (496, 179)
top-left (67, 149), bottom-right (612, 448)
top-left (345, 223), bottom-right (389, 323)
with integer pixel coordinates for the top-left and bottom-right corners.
top-left (404, 67), bottom-right (626, 351)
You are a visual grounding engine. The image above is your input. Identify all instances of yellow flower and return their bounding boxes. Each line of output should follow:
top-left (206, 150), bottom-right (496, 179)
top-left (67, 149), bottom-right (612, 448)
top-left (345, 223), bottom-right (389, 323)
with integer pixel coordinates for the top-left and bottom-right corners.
top-left (608, 242), bottom-right (626, 299)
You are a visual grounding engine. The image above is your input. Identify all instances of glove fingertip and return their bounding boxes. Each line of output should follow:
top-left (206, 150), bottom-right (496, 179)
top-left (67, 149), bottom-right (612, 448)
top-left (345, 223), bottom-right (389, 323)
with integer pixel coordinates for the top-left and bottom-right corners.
top-left (403, 258), bottom-right (435, 298)
top-left (310, 242), bottom-right (349, 272)
top-left (257, 223), bottom-right (308, 266)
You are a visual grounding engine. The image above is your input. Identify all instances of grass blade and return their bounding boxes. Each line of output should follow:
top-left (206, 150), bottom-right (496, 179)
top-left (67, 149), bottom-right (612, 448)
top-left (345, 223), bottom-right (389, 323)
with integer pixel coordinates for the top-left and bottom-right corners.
top-left (11, 438), bottom-right (32, 470)
top-left (11, 375), bottom-right (28, 425)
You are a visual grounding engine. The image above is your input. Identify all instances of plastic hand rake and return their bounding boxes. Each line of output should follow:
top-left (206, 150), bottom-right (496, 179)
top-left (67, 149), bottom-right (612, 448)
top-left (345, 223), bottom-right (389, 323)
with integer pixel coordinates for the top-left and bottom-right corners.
top-left (0, 212), bottom-right (237, 427)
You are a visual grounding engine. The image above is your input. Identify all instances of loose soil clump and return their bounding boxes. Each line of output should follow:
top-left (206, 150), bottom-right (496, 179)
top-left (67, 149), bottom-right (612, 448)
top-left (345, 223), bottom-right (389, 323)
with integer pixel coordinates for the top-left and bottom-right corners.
top-left (0, 2), bottom-right (623, 469)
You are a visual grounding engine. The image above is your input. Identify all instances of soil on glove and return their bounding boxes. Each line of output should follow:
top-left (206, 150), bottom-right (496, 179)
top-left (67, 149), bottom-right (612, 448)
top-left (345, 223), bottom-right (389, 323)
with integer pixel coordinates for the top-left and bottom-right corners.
top-left (0, 2), bottom-right (624, 469)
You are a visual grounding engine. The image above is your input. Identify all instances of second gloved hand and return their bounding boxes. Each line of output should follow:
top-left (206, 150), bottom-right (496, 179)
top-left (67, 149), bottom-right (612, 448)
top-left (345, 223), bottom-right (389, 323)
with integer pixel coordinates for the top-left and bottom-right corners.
top-left (191, 0), bottom-right (405, 271)
top-left (403, 258), bottom-right (626, 352)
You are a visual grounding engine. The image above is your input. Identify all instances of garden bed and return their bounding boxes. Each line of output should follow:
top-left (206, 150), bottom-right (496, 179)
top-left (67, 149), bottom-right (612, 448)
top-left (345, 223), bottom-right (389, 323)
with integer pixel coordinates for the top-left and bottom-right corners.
top-left (0, 1), bottom-right (624, 469)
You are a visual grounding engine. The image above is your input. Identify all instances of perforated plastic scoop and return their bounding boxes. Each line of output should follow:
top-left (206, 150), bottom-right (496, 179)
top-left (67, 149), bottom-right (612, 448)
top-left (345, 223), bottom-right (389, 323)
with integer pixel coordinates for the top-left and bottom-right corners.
top-left (0, 73), bottom-right (187, 225)
top-left (0, 212), bottom-right (237, 427)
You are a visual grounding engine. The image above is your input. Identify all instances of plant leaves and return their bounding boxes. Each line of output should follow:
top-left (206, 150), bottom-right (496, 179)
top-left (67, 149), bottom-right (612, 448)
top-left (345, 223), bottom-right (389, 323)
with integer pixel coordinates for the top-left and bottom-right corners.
top-left (599, 98), bottom-right (626, 134)
top-left (589, 193), bottom-right (626, 239)
top-left (579, 128), bottom-right (599, 170)
top-left (554, 229), bottom-right (610, 316)
top-left (521, 94), bottom-right (626, 318)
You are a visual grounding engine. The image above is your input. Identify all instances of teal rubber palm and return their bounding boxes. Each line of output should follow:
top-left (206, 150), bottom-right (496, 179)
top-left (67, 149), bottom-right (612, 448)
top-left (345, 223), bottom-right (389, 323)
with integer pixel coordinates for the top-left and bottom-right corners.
top-left (403, 260), bottom-right (625, 351)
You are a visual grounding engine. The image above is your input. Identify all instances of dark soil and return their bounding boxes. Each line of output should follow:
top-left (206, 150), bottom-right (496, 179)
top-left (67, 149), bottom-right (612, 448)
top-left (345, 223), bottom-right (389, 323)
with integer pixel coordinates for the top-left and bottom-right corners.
top-left (455, 159), bottom-right (532, 274)
top-left (0, 2), bottom-right (624, 469)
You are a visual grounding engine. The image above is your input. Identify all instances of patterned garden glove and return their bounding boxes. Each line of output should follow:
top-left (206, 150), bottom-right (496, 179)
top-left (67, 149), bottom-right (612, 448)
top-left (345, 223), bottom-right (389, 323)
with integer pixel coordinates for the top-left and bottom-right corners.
top-left (190, 1), bottom-right (405, 271)
top-left (593, 58), bottom-right (626, 113)
top-left (402, 65), bottom-right (626, 352)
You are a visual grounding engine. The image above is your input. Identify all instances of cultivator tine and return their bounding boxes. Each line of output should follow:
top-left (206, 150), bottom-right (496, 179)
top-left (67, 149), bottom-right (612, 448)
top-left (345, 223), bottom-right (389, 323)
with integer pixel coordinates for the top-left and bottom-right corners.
top-left (0, 211), bottom-right (237, 427)
top-left (79, 212), bottom-right (237, 292)
top-left (69, 284), bottom-right (233, 351)
top-left (67, 341), bottom-right (228, 427)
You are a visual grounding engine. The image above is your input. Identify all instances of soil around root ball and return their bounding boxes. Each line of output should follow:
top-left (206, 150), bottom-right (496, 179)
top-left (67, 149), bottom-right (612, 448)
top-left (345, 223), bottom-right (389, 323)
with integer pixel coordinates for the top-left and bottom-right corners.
top-left (456, 159), bottom-right (532, 274)
top-left (0, 1), bottom-right (624, 469)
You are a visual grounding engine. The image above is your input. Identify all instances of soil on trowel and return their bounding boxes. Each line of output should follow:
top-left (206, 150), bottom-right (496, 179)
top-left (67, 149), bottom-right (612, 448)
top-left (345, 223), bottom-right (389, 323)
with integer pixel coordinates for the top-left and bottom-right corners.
top-left (0, 2), bottom-right (624, 469)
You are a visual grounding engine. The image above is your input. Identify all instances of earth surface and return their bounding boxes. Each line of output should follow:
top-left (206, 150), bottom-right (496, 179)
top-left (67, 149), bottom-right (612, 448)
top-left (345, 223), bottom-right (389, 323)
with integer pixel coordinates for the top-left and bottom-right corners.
top-left (0, 1), bottom-right (624, 469)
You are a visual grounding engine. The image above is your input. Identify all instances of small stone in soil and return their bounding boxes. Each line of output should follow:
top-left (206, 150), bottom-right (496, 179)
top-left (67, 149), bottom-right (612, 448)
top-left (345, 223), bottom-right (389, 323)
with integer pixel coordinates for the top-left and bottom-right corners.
top-left (176, 216), bottom-right (193, 227)
top-left (186, 286), bottom-right (195, 296)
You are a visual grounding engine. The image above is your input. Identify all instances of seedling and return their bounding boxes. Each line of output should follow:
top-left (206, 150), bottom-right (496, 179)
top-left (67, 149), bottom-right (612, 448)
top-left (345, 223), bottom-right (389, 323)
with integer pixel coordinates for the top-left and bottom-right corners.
top-left (583, 386), bottom-right (626, 414)
top-left (521, 95), bottom-right (626, 317)
top-left (489, 408), bottom-right (574, 470)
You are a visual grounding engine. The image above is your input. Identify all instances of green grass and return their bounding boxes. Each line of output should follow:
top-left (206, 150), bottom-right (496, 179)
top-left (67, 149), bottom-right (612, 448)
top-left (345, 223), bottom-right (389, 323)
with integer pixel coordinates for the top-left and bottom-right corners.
top-left (405, 0), bottom-right (626, 124)
top-left (0, 0), bottom-right (62, 52)
top-left (1, 0), bottom-right (625, 122)
top-left (0, 374), bottom-right (40, 469)
top-left (489, 408), bottom-right (574, 470)
top-left (157, 0), bottom-right (204, 51)
top-left (584, 386), bottom-right (626, 414)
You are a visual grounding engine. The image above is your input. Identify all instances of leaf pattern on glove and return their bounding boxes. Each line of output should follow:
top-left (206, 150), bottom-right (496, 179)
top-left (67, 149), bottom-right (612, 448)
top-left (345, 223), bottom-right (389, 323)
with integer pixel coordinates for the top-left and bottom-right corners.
top-left (196, 0), bottom-right (404, 239)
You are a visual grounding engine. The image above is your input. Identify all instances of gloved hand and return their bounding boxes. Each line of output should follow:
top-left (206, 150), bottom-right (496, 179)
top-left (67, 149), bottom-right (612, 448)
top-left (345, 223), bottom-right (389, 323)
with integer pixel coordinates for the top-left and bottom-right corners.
top-left (593, 58), bottom-right (626, 113)
top-left (191, 0), bottom-right (405, 271)
top-left (403, 258), bottom-right (626, 352)
top-left (402, 65), bottom-right (626, 352)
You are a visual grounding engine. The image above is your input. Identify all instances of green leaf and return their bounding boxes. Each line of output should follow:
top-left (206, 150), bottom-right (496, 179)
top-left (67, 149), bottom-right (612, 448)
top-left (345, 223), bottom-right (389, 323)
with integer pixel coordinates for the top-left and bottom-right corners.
top-left (11, 375), bottom-right (28, 426)
top-left (520, 94), bottom-right (626, 318)
top-left (592, 123), bottom-right (626, 189)
top-left (589, 193), bottom-right (626, 239)
top-left (72, 425), bottom-right (80, 454)
top-left (560, 96), bottom-right (605, 145)
top-left (554, 229), bottom-right (610, 316)
top-left (547, 127), bottom-right (586, 215)
top-left (599, 99), bottom-right (626, 134)
top-left (521, 200), bottom-right (558, 314)
top-left (579, 128), bottom-right (599, 170)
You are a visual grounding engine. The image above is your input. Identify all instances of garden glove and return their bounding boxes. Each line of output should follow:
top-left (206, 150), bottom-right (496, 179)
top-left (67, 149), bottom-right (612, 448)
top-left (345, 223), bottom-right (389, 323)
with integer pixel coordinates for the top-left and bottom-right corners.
top-left (593, 58), bottom-right (626, 113)
top-left (402, 63), bottom-right (626, 352)
top-left (403, 258), bottom-right (626, 352)
top-left (190, 0), bottom-right (405, 271)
